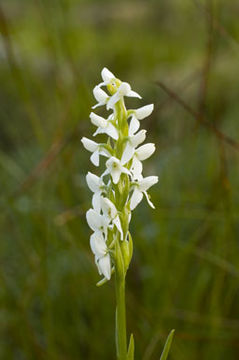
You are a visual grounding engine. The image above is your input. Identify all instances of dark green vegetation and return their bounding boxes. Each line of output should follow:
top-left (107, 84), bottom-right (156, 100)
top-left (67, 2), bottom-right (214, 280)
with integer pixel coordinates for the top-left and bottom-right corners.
top-left (1, 0), bottom-right (239, 359)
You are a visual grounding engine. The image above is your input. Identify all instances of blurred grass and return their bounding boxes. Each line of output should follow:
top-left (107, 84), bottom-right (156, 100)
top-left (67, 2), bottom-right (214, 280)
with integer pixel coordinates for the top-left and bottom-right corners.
top-left (1, 0), bottom-right (239, 359)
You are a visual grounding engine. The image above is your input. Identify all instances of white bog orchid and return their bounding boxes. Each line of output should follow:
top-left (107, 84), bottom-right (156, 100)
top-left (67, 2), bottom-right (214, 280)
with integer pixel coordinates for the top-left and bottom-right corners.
top-left (121, 129), bottom-right (147, 165)
top-left (90, 231), bottom-right (111, 280)
top-left (130, 143), bottom-right (156, 180)
top-left (86, 209), bottom-right (109, 236)
top-left (107, 82), bottom-right (141, 110)
top-left (82, 67), bottom-right (158, 282)
top-left (128, 104), bottom-right (154, 135)
top-left (99, 67), bottom-right (116, 87)
top-left (101, 197), bottom-right (123, 240)
top-left (81, 137), bottom-right (110, 166)
top-left (86, 172), bottom-right (106, 212)
top-left (90, 112), bottom-right (118, 140)
top-left (92, 86), bottom-right (109, 109)
top-left (130, 176), bottom-right (158, 210)
top-left (104, 156), bottom-right (131, 184)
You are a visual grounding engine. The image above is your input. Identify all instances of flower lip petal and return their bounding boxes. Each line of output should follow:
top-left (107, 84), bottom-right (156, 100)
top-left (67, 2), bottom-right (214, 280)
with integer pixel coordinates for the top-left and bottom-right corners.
top-left (92, 192), bottom-right (101, 213)
top-left (90, 150), bottom-right (100, 166)
top-left (121, 142), bottom-right (134, 165)
top-left (105, 123), bottom-right (119, 140)
top-left (129, 115), bottom-right (140, 136)
top-left (106, 92), bottom-right (121, 110)
top-left (130, 188), bottom-right (143, 210)
top-left (111, 167), bottom-right (121, 184)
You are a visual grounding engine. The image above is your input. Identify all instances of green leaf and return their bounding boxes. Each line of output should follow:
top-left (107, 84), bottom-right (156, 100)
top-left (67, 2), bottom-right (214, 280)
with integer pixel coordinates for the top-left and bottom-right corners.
top-left (126, 333), bottom-right (134, 360)
top-left (159, 329), bottom-right (175, 360)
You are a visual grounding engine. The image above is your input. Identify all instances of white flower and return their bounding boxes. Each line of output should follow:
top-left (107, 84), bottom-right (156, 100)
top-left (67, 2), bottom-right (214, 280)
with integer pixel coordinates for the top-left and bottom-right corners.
top-left (107, 82), bottom-right (141, 110)
top-left (86, 209), bottom-right (109, 236)
top-left (101, 197), bottom-right (123, 240)
top-left (90, 112), bottom-right (118, 140)
top-left (90, 231), bottom-right (111, 279)
top-left (92, 86), bottom-right (109, 109)
top-left (100, 67), bottom-right (116, 86)
top-left (130, 176), bottom-right (158, 210)
top-left (128, 104), bottom-right (154, 135)
top-left (130, 143), bottom-right (156, 180)
top-left (121, 129), bottom-right (147, 165)
top-left (81, 137), bottom-right (110, 166)
top-left (103, 156), bottom-right (131, 184)
top-left (86, 172), bottom-right (106, 212)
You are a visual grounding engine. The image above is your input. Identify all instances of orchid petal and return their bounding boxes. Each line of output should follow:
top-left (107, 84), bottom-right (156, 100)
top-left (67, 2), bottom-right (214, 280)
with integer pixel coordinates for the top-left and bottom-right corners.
top-left (136, 143), bottom-right (155, 161)
top-left (90, 231), bottom-right (107, 258)
top-left (130, 188), bottom-right (143, 210)
top-left (131, 129), bottom-right (147, 148)
top-left (105, 123), bottom-right (119, 140)
top-left (134, 104), bottom-right (154, 119)
top-left (101, 197), bottom-right (118, 219)
top-left (98, 255), bottom-right (111, 280)
top-left (93, 86), bottom-right (108, 103)
top-left (101, 67), bottom-right (115, 83)
top-left (81, 137), bottom-right (98, 152)
top-left (107, 92), bottom-right (121, 110)
top-left (111, 167), bottom-right (121, 184)
top-left (86, 172), bottom-right (101, 192)
top-left (113, 215), bottom-right (124, 240)
top-left (90, 112), bottom-right (107, 128)
top-left (138, 176), bottom-right (158, 192)
top-left (131, 157), bottom-right (143, 179)
top-left (92, 192), bottom-right (101, 213)
top-left (121, 142), bottom-right (135, 165)
top-left (86, 209), bottom-right (108, 233)
top-left (127, 89), bottom-right (142, 98)
top-left (129, 115), bottom-right (140, 136)
top-left (90, 150), bottom-right (100, 166)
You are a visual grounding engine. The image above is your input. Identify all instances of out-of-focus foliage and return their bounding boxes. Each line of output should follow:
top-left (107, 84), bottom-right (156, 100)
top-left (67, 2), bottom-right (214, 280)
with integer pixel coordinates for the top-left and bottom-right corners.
top-left (1, 0), bottom-right (239, 359)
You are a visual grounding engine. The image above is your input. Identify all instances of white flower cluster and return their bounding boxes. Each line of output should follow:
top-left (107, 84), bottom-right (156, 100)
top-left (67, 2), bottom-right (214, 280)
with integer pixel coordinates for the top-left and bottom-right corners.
top-left (82, 68), bottom-right (158, 281)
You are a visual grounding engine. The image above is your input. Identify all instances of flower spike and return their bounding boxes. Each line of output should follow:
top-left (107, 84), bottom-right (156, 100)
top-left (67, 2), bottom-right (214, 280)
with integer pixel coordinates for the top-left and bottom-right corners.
top-left (82, 68), bottom-right (158, 281)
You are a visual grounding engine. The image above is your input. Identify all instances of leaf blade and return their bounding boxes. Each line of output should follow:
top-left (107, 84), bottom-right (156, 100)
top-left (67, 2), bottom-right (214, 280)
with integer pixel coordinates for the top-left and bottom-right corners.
top-left (159, 329), bottom-right (175, 360)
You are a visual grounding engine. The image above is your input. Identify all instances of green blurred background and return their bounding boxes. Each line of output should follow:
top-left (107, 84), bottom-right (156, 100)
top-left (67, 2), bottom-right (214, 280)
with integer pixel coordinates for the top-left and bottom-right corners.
top-left (1, 0), bottom-right (239, 359)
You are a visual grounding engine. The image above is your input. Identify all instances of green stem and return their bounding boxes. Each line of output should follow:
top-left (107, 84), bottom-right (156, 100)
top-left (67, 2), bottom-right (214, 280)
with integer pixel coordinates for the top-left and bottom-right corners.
top-left (115, 272), bottom-right (127, 360)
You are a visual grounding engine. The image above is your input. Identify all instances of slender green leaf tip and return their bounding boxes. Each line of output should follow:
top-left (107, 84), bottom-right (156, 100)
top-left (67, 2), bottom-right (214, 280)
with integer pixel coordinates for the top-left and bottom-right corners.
top-left (126, 333), bottom-right (134, 360)
top-left (159, 329), bottom-right (175, 360)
